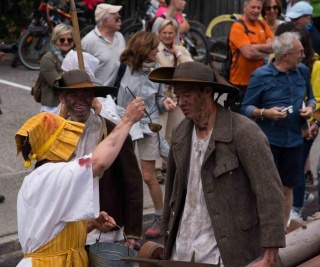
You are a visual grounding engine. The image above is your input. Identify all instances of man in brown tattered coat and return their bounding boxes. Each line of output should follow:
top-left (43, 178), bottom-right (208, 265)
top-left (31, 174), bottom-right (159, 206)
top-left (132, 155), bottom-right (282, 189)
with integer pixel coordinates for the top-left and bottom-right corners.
top-left (149, 62), bottom-right (286, 267)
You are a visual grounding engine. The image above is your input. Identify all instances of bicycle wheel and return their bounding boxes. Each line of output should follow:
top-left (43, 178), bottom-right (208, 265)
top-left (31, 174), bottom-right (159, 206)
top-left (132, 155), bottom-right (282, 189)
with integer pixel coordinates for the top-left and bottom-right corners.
top-left (121, 18), bottom-right (138, 32)
top-left (80, 25), bottom-right (95, 38)
top-left (183, 27), bottom-right (209, 64)
top-left (122, 22), bottom-right (144, 43)
top-left (188, 20), bottom-right (206, 34)
top-left (18, 26), bottom-right (51, 70)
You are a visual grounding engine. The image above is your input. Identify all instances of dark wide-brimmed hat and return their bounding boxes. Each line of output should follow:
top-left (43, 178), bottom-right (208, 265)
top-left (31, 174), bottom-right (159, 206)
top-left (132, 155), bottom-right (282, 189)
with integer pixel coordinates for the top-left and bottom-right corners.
top-left (148, 61), bottom-right (240, 97)
top-left (52, 69), bottom-right (117, 97)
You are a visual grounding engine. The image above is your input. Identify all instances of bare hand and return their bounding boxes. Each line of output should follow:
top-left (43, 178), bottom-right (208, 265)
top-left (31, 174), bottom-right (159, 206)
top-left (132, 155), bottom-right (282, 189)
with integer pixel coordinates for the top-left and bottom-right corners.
top-left (94, 211), bottom-right (116, 233)
top-left (91, 97), bottom-right (102, 114)
top-left (164, 97), bottom-right (176, 112)
top-left (251, 248), bottom-right (278, 267)
top-left (124, 97), bottom-right (145, 123)
top-left (124, 238), bottom-right (137, 249)
top-left (305, 123), bottom-right (319, 140)
top-left (299, 106), bottom-right (313, 119)
top-left (265, 107), bottom-right (287, 120)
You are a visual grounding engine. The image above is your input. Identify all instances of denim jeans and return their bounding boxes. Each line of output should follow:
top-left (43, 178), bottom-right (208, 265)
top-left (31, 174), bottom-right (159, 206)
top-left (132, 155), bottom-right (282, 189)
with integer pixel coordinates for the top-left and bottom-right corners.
top-left (293, 138), bottom-right (314, 209)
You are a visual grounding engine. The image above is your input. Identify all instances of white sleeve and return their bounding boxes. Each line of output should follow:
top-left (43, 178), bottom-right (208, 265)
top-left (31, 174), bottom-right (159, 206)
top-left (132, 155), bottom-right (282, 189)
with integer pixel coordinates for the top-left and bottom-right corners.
top-left (17, 154), bottom-right (100, 253)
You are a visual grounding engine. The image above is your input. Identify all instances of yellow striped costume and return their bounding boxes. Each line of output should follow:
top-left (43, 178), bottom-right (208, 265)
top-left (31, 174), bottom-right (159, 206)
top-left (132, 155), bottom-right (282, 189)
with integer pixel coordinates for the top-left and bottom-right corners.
top-left (24, 221), bottom-right (88, 267)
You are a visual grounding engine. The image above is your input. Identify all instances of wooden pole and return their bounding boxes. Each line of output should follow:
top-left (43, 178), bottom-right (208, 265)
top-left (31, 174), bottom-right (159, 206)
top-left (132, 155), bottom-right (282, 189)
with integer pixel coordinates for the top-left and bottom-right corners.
top-left (278, 220), bottom-right (320, 267)
top-left (69, 0), bottom-right (85, 71)
top-left (59, 0), bottom-right (84, 118)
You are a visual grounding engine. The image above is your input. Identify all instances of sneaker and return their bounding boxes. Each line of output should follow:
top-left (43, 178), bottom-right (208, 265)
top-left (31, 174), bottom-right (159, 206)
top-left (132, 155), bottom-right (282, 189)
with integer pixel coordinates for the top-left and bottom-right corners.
top-left (304, 192), bottom-right (314, 205)
top-left (155, 168), bottom-right (165, 184)
top-left (288, 209), bottom-right (302, 227)
top-left (145, 216), bottom-right (162, 239)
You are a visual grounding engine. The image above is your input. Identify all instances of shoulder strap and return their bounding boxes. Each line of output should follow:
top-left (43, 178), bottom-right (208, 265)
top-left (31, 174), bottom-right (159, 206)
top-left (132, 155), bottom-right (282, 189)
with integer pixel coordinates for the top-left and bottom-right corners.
top-left (236, 19), bottom-right (255, 35)
top-left (236, 19), bottom-right (265, 35)
top-left (256, 19), bottom-right (265, 31)
top-left (114, 62), bottom-right (127, 88)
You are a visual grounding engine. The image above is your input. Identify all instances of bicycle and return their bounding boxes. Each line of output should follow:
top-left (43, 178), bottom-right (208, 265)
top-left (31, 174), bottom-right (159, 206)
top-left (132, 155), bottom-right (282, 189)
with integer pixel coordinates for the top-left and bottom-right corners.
top-left (14, 0), bottom-right (89, 70)
top-left (80, 0), bottom-right (209, 64)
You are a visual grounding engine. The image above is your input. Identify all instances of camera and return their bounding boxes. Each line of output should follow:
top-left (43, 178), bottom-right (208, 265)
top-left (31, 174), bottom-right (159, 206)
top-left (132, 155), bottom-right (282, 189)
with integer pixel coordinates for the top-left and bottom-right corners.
top-left (281, 105), bottom-right (293, 114)
top-left (0, 43), bottom-right (17, 53)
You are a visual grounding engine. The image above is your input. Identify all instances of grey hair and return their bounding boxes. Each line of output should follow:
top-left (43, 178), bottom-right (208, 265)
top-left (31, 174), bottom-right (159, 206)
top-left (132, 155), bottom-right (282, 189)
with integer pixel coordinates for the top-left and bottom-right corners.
top-left (273, 31), bottom-right (301, 60)
top-left (97, 12), bottom-right (111, 26)
top-left (159, 18), bottom-right (179, 34)
top-left (244, 0), bottom-right (263, 6)
top-left (51, 23), bottom-right (74, 45)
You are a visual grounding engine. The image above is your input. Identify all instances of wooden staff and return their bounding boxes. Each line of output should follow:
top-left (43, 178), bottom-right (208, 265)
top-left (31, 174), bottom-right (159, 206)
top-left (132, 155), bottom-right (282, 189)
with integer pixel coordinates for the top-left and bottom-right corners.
top-left (59, 0), bottom-right (84, 117)
top-left (60, 0), bottom-right (84, 71)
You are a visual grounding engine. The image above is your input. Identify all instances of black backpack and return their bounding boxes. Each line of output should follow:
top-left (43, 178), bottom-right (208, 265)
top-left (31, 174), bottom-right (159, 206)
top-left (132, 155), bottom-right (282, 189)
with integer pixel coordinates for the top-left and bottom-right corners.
top-left (209, 18), bottom-right (265, 79)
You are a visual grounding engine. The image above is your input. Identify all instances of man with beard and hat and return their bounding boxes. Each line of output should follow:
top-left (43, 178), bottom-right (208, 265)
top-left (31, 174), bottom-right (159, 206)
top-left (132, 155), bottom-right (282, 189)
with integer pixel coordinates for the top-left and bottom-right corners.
top-left (148, 61), bottom-right (286, 267)
top-left (53, 69), bottom-right (143, 250)
top-left (15, 97), bottom-right (145, 267)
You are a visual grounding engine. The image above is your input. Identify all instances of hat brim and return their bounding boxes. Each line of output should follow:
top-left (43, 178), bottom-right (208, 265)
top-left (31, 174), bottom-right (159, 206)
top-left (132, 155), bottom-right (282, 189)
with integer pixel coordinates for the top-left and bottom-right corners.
top-left (148, 67), bottom-right (240, 96)
top-left (286, 12), bottom-right (302, 19)
top-left (52, 83), bottom-right (118, 98)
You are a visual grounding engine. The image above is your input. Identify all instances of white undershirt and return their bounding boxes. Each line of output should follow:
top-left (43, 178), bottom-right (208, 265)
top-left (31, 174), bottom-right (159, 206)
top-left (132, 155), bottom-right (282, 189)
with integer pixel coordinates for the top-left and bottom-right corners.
top-left (171, 126), bottom-right (223, 266)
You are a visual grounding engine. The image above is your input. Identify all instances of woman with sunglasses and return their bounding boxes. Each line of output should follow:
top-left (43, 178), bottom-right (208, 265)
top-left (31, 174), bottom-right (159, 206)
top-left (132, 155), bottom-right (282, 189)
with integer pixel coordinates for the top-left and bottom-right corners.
top-left (262, 0), bottom-right (284, 33)
top-left (39, 23), bottom-right (74, 112)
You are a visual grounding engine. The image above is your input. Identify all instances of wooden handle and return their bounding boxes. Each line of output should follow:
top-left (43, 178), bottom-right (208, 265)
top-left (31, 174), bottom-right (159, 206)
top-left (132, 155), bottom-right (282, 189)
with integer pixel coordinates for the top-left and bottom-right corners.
top-left (69, 0), bottom-right (84, 71)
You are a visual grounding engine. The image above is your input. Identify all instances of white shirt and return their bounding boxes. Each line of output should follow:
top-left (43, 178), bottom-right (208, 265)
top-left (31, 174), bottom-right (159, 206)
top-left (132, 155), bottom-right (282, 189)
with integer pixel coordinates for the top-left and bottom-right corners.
top-left (171, 127), bottom-right (223, 266)
top-left (16, 155), bottom-right (100, 267)
top-left (81, 27), bottom-right (126, 87)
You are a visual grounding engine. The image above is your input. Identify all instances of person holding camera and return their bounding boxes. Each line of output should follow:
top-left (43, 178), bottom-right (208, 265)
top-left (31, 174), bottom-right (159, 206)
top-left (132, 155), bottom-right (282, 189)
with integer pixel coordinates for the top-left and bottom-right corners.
top-left (241, 31), bottom-right (316, 228)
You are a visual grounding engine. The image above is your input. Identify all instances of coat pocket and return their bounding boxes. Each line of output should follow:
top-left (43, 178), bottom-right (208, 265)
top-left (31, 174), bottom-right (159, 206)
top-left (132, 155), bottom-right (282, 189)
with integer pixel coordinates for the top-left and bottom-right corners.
top-left (213, 157), bottom-right (239, 178)
top-left (236, 212), bottom-right (259, 230)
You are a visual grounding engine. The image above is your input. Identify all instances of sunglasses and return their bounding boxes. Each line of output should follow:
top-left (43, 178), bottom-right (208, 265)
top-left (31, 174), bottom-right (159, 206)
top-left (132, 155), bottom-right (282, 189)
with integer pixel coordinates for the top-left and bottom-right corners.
top-left (265, 5), bottom-right (279, 11)
top-left (58, 38), bottom-right (74, 44)
top-left (114, 15), bottom-right (121, 22)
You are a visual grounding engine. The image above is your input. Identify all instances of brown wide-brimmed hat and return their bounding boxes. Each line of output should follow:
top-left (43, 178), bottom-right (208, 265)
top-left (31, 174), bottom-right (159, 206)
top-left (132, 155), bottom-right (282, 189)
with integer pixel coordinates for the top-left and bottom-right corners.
top-left (52, 69), bottom-right (117, 97)
top-left (148, 61), bottom-right (240, 97)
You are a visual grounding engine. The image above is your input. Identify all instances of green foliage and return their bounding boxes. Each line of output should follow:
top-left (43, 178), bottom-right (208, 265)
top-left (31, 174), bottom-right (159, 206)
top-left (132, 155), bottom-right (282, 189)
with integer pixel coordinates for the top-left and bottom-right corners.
top-left (0, 0), bottom-right (37, 41)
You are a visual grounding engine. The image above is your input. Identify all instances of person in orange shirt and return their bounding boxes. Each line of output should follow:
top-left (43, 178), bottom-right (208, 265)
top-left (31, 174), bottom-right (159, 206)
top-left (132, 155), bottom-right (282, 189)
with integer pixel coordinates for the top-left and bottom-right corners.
top-left (229, 0), bottom-right (274, 112)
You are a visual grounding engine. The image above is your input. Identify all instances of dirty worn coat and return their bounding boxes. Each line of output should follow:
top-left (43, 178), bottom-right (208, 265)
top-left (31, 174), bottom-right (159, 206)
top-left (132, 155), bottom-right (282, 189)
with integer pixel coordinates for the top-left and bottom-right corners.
top-left (163, 104), bottom-right (286, 267)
